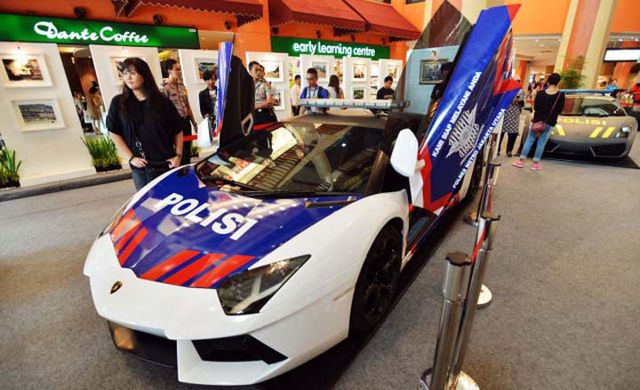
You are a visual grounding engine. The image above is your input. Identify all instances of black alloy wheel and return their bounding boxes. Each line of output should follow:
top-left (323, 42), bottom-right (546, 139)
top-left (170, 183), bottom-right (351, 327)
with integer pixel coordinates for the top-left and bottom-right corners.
top-left (350, 224), bottom-right (402, 333)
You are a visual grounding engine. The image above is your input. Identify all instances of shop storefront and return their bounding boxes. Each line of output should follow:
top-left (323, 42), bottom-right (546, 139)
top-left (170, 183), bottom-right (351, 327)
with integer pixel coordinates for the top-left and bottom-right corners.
top-left (246, 37), bottom-right (401, 118)
top-left (0, 11), bottom-right (236, 186)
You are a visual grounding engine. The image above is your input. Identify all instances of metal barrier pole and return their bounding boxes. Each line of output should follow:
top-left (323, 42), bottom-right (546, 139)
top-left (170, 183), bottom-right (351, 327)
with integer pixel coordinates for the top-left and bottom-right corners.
top-left (466, 161), bottom-right (500, 309)
top-left (449, 212), bottom-right (501, 388)
top-left (464, 161), bottom-right (501, 226)
top-left (419, 252), bottom-right (472, 390)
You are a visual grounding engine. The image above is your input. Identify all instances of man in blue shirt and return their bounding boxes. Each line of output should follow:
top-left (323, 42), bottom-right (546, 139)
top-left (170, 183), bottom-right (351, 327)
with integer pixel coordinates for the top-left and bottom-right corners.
top-left (300, 68), bottom-right (329, 115)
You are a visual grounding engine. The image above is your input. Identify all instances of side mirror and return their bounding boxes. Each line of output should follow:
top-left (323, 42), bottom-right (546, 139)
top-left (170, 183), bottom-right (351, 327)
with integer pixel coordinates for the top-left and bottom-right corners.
top-left (390, 129), bottom-right (419, 177)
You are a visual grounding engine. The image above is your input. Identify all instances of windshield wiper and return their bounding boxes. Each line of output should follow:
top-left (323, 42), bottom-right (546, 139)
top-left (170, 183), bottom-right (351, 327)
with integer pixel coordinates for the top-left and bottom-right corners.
top-left (202, 176), bottom-right (262, 191)
top-left (240, 190), bottom-right (356, 198)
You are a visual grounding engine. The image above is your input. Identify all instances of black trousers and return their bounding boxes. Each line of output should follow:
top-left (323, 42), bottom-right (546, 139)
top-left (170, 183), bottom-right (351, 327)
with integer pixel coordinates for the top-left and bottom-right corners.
top-left (130, 165), bottom-right (170, 191)
top-left (500, 132), bottom-right (518, 154)
top-left (292, 105), bottom-right (300, 116)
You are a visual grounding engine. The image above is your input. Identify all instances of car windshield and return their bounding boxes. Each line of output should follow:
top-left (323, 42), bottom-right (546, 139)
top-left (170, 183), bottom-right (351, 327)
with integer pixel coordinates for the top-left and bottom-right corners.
top-left (196, 122), bottom-right (384, 196)
top-left (562, 96), bottom-right (626, 117)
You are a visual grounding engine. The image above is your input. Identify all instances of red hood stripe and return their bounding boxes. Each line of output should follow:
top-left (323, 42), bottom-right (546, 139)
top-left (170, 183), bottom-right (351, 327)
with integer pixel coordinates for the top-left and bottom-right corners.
top-left (190, 255), bottom-right (255, 288)
top-left (119, 228), bottom-right (148, 265)
top-left (140, 249), bottom-right (200, 281)
top-left (163, 253), bottom-right (227, 286)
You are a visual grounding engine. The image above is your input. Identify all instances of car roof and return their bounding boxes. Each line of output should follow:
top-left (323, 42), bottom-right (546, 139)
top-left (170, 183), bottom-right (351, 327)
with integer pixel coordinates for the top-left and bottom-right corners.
top-left (285, 109), bottom-right (387, 130)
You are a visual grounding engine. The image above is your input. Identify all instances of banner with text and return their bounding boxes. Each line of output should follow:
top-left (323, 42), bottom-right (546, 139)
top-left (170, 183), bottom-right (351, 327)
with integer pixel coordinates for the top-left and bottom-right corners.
top-left (0, 13), bottom-right (199, 49)
top-left (271, 37), bottom-right (389, 60)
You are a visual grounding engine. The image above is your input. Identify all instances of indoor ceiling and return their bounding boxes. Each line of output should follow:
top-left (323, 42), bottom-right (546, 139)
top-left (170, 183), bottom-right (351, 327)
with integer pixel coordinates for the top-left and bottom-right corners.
top-left (514, 35), bottom-right (561, 65)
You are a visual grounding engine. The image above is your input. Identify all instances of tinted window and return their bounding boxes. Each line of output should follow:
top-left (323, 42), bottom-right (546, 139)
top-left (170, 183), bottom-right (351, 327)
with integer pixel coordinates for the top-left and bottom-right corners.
top-left (562, 96), bottom-right (626, 117)
top-left (197, 123), bottom-right (384, 195)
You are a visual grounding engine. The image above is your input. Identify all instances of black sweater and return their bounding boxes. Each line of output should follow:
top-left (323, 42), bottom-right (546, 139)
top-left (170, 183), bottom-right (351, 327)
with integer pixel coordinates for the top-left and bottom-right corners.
top-left (533, 90), bottom-right (565, 126)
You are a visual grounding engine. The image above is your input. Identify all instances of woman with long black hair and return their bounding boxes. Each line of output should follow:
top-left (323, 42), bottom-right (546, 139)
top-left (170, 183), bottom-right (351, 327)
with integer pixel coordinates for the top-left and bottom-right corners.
top-left (328, 75), bottom-right (344, 99)
top-left (107, 57), bottom-right (184, 190)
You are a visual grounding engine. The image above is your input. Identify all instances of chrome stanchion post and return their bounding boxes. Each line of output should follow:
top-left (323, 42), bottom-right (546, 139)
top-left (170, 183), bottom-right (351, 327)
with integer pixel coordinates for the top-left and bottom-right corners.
top-left (470, 162), bottom-right (500, 309)
top-left (449, 212), bottom-right (501, 389)
top-left (419, 252), bottom-right (472, 390)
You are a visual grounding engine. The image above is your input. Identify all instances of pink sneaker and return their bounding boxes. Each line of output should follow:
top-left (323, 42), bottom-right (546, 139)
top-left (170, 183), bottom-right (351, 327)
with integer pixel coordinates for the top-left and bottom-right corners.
top-left (531, 162), bottom-right (543, 171)
top-left (512, 159), bottom-right (524, 168)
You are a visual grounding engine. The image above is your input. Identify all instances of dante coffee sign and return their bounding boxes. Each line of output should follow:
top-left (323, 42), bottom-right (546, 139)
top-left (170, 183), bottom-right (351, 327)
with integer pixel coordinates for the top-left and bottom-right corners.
top-left (0, 13), bottom-right (199, 49)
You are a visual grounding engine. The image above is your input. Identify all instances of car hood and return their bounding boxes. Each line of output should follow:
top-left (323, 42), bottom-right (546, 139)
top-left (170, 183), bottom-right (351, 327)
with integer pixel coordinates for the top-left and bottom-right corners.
top-left (108, 168), bottom-right (358, 289)
top-left (555, 115), bottom-right (634, 138)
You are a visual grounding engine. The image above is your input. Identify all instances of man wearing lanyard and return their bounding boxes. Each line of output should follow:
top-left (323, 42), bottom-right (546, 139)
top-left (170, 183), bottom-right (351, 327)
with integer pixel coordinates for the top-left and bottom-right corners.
top-left (161, 59), bottom-right (197, 166)
top-left (299, 68), bottom-right (329, 115)
top-left (249, 61), bottom-right (277, 125)
top-left (198, 69), bottom-right (217, 134)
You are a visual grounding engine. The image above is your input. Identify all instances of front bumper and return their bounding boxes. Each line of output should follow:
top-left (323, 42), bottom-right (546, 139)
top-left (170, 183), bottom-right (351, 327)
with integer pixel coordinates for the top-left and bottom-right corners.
top-left (84, 235), bottom-right (353, 385)
top-left (546, 136), bottom-right (633, 158)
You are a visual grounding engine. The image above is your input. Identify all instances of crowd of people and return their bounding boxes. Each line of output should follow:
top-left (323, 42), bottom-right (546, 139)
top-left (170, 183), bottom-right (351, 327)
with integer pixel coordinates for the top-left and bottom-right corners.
top-left (105, 55), bottom-right (573, 190)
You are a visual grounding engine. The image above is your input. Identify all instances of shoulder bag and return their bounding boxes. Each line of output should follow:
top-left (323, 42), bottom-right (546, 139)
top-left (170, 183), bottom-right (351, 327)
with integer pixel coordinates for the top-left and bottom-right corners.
top-left (531, 92), bottom-right (561, 136)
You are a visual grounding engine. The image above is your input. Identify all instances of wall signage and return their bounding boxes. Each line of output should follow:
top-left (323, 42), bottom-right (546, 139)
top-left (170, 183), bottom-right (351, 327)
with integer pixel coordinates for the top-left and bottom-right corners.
top-left (0, 13), bottom-right (199, 49)
top-left (271, 37), bottom-right (389, 60)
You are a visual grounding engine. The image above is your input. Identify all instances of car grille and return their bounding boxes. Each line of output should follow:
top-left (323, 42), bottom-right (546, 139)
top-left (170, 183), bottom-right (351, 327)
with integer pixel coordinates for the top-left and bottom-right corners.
top-left (590, 143), bottom-right (626, 157)
top-left (193, 335), bottom-right (287, 364)
top-left (109, 321), bottom-right (288, 366)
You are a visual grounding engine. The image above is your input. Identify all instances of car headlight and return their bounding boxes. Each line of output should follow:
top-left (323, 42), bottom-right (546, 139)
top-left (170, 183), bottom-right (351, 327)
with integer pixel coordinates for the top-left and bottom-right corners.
top-left (615, 126), bottom-right (631, 138)
top-left (217, 255), bottom-right (310, 315)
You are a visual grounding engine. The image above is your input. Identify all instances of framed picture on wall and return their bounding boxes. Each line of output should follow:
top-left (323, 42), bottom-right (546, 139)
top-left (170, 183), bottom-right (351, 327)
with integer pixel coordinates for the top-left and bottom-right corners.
top-left (419, 59), bottom-right (449, 84)
top-left (0, 54), bottom-right (52, 88)
top-left (287, 58), bottom-right (300, 85)
top-left (352, 63), bottom-right (367, 81)
top-left (310, 61), bottom-right (329, 82)
top-left (386, 64), bottom-right (400, 80)
top-left (12, 98), bottom-right (65, 131)
top-left (194, 58), bottom-right (217, 82)
top-left (352, 86), bottom-right (366, 100)
top-left (262, 60), bottom-right (283, 83)
top-left (272, 90), bottom-right (285, 111)
top-left (334, 60), bottom-right (343, 81)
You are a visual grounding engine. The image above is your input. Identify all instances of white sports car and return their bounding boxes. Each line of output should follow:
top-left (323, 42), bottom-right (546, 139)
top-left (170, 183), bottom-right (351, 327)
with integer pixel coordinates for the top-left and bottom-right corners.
top-left (85, 3), bottom-right (521, 384)
top-left (83, 110), bottom-right (481, 386)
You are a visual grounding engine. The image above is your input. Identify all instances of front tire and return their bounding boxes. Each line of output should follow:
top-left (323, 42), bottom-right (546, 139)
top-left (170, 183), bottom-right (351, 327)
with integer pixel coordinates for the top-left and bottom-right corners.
top-left (350, 224), bottom-right (402, 333)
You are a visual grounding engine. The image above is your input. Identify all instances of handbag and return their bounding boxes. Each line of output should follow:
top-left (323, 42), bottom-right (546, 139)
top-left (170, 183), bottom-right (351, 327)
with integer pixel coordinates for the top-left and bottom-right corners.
top-left (531, 92), bottom-right (561, 136)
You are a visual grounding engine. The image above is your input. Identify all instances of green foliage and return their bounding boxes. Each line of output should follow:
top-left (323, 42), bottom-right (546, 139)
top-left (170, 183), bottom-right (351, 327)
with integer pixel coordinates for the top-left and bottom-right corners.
top-left (82, 136), bottom-right (121, 170)
top-left (0, 147), bottom-right (22, 187)
top-left (559, 56), bottom-right (585, 89)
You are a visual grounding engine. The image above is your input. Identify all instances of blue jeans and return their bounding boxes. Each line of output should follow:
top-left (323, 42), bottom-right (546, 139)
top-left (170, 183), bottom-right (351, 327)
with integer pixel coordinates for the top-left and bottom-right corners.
top-left (520, 124), bottom-right (552, 162)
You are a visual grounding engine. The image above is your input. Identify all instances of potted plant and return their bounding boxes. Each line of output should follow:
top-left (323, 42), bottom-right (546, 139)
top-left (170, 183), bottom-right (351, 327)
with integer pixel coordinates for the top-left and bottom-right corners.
top-left (559, 56), bottom-right (585, 89)
top-left (0, 147), bottom-right (22, 188)
top-left (191, 143), bottom-right (199, 158)
top-left (82, 136), bottom-right (122, 172)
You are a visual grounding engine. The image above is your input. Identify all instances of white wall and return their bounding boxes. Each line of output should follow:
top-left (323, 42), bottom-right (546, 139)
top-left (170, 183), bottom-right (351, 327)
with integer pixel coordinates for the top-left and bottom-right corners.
top-left (246, 51), bottom-right (291, 120)
top-left (89, 45), bottom-right (163, 113)
top-left (0, 42), bottom-right (94, 186)
top-left (178, 49), bottom-right (217, 124)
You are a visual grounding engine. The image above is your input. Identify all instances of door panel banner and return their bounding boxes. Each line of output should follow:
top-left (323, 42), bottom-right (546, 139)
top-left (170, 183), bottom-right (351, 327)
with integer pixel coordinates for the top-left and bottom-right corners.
top-left (413, 5), bottom-right (522, 213)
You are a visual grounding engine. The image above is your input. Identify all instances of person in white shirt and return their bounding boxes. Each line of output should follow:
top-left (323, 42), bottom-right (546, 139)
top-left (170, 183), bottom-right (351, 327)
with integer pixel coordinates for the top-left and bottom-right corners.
top-left (290, 75), bottom-right (301, 116)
